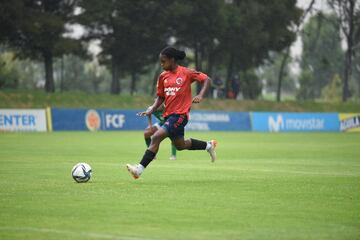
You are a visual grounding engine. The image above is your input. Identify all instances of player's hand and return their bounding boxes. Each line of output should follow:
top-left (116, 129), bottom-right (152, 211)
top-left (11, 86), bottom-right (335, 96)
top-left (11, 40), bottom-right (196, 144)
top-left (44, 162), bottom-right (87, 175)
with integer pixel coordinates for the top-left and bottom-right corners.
top-left (137, 111), bottom-right (152, 117)
top-left (192, 95), bottom-right (203, 104)
top-left (137, 106), bottom-right (153, 117)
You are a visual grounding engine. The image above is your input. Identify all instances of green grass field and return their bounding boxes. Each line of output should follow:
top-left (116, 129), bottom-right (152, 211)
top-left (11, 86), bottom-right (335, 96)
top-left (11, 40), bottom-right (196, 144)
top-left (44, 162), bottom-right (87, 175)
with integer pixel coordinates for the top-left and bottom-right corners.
top-left (0, 132), bottom-right (359, 240)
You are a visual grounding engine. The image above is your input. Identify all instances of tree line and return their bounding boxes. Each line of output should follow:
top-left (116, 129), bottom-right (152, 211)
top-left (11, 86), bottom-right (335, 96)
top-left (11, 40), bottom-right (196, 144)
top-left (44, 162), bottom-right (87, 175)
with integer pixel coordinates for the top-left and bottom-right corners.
top-left (0, 0), bottom-right (359, 101)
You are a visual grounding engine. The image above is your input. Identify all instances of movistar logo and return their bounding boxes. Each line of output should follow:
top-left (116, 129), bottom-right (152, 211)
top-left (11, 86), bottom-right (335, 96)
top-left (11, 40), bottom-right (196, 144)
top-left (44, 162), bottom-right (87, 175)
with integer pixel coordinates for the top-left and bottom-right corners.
top-left (268, 115), bottom-right (284, 132)
top-left (268, 114), bottom-right (325, 132)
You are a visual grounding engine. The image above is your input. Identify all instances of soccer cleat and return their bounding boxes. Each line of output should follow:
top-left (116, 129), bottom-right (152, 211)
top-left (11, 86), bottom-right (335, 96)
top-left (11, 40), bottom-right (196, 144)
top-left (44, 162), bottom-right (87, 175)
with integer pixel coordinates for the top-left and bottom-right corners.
top-left (126, 164), bottom-right (141, 179)
top-left (169, 155), bottom-right (176, 160)
top-left (207, 140), bottom-right (217, 162)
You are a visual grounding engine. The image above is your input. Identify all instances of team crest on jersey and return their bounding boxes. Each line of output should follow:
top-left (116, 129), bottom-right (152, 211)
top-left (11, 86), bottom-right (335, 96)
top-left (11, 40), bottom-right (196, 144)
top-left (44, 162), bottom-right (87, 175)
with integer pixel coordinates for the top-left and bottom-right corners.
top-left (176, 77), bottom-right (183, 85)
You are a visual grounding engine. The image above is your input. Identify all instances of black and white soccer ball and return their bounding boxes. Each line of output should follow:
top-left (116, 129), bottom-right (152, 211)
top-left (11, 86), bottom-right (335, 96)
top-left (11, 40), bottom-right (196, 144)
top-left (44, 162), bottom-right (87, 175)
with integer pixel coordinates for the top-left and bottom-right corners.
top-left (71, 163), bottom-right (92, 183)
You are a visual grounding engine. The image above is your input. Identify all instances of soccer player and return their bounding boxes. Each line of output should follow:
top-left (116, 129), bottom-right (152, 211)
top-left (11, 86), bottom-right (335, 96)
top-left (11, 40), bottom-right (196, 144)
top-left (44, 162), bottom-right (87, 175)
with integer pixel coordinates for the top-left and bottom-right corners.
top-left (145, 105), bottom-right (177, 160)
top-left (126, 46), bottom-right (217, 179)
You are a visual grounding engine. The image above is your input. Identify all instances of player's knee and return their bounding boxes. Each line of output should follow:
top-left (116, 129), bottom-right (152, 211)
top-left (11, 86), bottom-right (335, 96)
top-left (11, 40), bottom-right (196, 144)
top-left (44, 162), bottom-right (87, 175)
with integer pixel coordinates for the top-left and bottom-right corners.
top-left (174, 143), bottom-right (186, 151)
top-left (144, 131), bottom-right (151, 138)
top-left (150, 134), bottom-right (161, 145)
top-left (144, 127), bottom-right (155, 138)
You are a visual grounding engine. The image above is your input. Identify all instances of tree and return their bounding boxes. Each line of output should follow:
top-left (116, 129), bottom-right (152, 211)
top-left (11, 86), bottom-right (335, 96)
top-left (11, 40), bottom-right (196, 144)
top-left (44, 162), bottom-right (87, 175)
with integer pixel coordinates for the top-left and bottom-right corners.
top-left (328, 0), bottom-right (360, 101)
top-left (166, 0), bottom-right (226, 92)
top-left (240, 70), bottom-right (262, 100)
top-left (275, 0), bottom-right (315, 102)
top-left (0, 50), bottom-right (19, 89)
top-left (0, 0), bottom-right (84, 93)
top-left (0, 1), bottom-right (23, 43)
top-left (298, 13), bottom-right (344, 100)
top-left (53, 54), bottom-right (111, 93)
top-left (257, 52), bottom-right (296, 97)
top-left (353, 46), bottom-right (360, 96)
top-left (321, 74), bottom-right (342, 101)
top-left (78, 0), bottom-right (169, 95)
top-left (297, 69), bottom-right (316, 100)
top-left (220, 0), bottom-right (302, 97)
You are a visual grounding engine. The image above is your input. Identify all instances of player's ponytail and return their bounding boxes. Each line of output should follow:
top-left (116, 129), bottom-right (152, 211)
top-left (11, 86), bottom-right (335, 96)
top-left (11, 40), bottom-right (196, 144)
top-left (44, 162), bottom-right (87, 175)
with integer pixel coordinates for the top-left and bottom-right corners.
top-left (160, 47), bottom-right (186, 61)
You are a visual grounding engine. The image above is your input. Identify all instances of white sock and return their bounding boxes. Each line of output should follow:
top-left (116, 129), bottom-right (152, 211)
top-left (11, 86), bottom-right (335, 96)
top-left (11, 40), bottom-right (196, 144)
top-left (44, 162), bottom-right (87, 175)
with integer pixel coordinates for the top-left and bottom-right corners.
top-left (206, 141), bottom-right (212, 150)
top-left (137, 164), bottom-right (145, 174)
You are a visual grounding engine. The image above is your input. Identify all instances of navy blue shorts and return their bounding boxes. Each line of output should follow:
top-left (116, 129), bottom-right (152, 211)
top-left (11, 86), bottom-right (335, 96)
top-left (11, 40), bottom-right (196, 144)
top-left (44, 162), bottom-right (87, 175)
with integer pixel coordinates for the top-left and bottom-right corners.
top-left (161, 114), bottom-right (188, 141)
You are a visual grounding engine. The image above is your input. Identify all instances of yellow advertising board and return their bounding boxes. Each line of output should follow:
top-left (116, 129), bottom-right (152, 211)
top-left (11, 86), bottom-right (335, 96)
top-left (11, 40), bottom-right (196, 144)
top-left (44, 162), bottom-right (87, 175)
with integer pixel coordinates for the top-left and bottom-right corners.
top-left (339, 113), bottom-right (360, 132)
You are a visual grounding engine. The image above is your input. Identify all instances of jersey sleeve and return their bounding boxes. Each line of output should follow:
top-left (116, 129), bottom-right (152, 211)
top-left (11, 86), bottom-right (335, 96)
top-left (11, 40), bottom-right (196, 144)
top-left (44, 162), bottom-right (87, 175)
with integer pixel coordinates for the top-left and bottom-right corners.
top-left (189, 69), bottom-right (208, 83)
top-left (156, 74), bottom-right (165, 97)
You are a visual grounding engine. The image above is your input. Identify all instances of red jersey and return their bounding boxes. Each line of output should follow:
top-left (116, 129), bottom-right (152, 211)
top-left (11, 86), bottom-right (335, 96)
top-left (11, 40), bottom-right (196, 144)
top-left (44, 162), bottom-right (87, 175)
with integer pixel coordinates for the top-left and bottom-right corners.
top-left (157, 65), bottom-right (208, 117)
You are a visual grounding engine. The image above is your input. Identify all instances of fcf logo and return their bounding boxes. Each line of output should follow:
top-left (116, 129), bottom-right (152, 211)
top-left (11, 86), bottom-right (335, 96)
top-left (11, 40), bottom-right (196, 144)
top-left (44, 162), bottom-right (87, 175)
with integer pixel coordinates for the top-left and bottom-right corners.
top-left (85, 110), bottom-right (101, 131)
top-left (268, 115), bottom-right (284, 132)
top-left (105, 114), bottom-right (125, 128)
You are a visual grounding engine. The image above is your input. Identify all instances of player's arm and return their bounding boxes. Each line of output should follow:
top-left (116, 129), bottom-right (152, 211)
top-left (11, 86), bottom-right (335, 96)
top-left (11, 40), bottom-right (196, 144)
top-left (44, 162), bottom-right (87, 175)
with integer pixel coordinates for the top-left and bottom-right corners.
top-left (137, 96), bottom-right (165, 117)
top-left (193, 77), bottom-right (211, 103)
top-left (149, 96), bottom-right (165, 113)
top-left (138, 73), bottom-right (165, 117)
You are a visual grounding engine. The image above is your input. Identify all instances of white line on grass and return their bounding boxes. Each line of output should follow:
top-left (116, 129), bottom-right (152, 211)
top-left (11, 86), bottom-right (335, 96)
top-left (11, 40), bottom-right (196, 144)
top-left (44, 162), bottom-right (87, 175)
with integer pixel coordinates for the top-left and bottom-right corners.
top-left (246, 168), bottom-right (360, 177)
top-left (0, 226), bottom-right (152, 240)
top-left (157, 165), bottom-right (360, 177)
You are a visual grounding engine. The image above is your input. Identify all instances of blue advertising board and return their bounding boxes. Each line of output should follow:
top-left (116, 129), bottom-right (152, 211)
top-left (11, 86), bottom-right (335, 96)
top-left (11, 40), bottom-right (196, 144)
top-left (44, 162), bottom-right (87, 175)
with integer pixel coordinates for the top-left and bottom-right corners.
top-left (187, 111), bottom-right (251, 131)
top-left (252, 112), bottom-right (340, 132)
top-left (51, 108), bottom-right (252, 131)
top-left (52, 108), bottom-right (148, 131)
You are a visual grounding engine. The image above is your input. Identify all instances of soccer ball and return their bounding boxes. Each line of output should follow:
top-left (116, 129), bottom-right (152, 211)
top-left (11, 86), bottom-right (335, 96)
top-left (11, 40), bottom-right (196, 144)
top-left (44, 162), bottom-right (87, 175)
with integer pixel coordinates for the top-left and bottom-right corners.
top-left (71, 163), bottom-right (92, 183)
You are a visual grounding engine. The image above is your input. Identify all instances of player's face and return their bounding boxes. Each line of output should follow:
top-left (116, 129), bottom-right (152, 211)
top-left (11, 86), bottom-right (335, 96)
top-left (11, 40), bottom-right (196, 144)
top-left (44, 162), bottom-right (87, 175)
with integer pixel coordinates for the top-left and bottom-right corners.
top-left (160, 55), bottom-right (175, 71)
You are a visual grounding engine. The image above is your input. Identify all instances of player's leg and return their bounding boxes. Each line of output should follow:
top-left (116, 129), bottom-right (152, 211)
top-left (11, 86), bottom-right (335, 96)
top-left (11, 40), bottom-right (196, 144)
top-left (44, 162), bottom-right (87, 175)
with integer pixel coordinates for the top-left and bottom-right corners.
top-left (144, 126), bottom-right (157, 147)
top-left (144, 124), bottom-right (159, 160)
top-left (147, 127), bottom-right (168, 153)
top-left (170, 143), bottom-right (177, 160)
top-left (126, 127), bottom-right (168, 179)
top-left (166, 114), bottom-right (217, 162)
top-left (144, 124), bottom-right (159, 147)
top-left (172, 137), bottom-right (217, 162)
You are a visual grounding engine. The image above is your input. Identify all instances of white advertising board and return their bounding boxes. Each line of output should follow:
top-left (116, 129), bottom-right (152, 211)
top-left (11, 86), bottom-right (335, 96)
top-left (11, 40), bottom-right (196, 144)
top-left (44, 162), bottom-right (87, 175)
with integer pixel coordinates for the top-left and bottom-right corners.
top-left (0, 109), bottom-right (47, 132)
